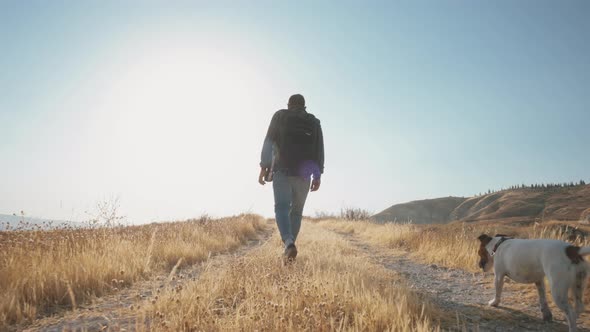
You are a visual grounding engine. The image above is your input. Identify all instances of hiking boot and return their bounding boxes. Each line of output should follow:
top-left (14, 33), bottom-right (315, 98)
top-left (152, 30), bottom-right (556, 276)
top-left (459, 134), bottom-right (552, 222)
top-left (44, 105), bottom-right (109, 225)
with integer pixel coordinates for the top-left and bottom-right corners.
top-left (284, 243), bottom-right (298, 261)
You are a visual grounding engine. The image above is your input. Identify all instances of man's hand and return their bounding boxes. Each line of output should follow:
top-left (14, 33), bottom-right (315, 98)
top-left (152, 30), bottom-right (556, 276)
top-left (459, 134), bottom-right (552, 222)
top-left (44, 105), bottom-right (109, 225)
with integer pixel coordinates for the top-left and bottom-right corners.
top-left (310, 178), bottom-right (321, 192)
top-left (258, 167), bottom-right (269, 185)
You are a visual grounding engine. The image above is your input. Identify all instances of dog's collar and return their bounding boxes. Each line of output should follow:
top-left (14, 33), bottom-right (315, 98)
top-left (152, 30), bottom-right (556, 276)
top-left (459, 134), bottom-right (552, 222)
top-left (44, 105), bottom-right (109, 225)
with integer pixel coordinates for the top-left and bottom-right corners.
top-left (491, 236), bottom-right (511, 256)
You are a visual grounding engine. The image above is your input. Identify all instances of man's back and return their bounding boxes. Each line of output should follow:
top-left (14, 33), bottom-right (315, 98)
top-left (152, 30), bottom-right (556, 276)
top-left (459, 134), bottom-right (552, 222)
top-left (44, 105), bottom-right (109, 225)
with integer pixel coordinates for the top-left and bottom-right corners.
top-left (272, 109), bottom-right (323, 178)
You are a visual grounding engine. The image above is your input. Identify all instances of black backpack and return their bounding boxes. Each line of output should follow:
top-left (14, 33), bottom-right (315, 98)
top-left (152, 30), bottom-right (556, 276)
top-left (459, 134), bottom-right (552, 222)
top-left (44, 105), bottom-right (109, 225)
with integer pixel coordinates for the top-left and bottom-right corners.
top-left (278, 110), bottom-right (319, 169)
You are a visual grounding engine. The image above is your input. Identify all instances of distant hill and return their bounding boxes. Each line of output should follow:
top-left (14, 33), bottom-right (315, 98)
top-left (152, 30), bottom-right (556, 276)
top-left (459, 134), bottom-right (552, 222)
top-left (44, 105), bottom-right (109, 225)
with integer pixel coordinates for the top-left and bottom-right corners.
top-left (0, 214), bottom-right (83, 231)
top-left (372, 197), bottom-right (467, 224)
top-left (373, 185), bottom-right (590, 224)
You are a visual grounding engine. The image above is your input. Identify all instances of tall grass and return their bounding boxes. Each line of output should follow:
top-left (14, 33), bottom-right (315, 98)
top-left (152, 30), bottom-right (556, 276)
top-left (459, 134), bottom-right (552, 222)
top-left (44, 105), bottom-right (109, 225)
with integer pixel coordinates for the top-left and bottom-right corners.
top-left (142, 222), bottom-right (441, 331)
top-left (0, 214), bottom-right (266, 328)
top-left (320, 219), bottom-right (590, 272)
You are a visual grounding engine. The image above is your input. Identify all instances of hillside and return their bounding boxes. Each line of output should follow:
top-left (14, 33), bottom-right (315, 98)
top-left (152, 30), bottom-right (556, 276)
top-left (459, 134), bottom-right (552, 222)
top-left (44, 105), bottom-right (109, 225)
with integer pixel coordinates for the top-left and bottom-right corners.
top-left (373, 185), bottom-right (590, 224)
top-left (372, 197), bottom-right (467, 224)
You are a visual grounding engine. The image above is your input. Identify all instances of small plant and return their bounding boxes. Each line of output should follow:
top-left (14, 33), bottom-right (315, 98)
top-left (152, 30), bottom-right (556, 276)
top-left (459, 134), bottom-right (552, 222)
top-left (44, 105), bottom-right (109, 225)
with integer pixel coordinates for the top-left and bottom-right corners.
top-left (86, 196), bottom-right (126, 227)
top-left (339, 207), bottom-right (372, 221)
top-left (313, 210), bottom-right (337, 220)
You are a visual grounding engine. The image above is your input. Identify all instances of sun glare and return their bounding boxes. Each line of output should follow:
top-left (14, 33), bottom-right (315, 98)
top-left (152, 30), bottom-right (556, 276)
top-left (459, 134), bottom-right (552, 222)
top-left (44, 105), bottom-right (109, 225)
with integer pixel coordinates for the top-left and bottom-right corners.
top-left (94, 44), bottom-right (268, 165)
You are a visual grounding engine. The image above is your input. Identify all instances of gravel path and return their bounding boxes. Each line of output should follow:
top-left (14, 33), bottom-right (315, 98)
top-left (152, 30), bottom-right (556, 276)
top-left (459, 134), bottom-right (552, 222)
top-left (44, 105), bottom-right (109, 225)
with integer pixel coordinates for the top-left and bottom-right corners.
top-left (340, 232), bottom-right (590, 332)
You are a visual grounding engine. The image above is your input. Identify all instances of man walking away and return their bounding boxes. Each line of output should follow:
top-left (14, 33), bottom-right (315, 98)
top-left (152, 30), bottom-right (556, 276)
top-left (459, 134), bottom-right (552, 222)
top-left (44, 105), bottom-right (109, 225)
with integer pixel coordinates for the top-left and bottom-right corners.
top-left (258, 94), bottom-right (324, 262)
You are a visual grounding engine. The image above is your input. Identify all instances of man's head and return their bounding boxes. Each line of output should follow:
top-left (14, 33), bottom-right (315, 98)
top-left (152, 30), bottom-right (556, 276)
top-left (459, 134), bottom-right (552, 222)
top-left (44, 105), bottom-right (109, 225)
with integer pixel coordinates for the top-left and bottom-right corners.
top-left (288, 94), bottom-right (305, 110)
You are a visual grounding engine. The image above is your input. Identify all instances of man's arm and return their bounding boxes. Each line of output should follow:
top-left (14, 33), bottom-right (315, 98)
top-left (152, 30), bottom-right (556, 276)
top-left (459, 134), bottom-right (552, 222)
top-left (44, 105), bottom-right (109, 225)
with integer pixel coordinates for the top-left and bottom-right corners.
top-left (311, 121), bottom-right (324, 192)
top-left (259, 111), bottom-right (282, 185)
top-left (316, 122), bottom-right (324, 176)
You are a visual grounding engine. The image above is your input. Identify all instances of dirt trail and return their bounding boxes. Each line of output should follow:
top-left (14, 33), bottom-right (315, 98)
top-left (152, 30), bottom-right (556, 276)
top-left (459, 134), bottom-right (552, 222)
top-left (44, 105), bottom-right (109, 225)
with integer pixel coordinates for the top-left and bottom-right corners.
top-left (338, 232), bottom-right (590, 332)
top-left (22, 229), bottom-right (274, 332)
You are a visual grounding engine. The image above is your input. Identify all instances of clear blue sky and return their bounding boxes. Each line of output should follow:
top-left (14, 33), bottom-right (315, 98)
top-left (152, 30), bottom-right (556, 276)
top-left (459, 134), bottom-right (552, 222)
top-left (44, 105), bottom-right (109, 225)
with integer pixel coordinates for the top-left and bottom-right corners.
top-left (1, 1), bottom-right (588, 223)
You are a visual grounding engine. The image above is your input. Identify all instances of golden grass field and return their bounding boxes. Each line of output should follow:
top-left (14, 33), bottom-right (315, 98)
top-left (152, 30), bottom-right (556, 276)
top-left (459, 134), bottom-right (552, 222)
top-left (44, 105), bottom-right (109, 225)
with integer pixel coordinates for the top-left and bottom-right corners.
top-left (1, 216), bottom-right (443, 331)
top-left (141, 221), bottom-right (440, 331)
top-left (4, 212), bottom-right (590, 331)
top-left (0, 214), bottom-right (265, 329)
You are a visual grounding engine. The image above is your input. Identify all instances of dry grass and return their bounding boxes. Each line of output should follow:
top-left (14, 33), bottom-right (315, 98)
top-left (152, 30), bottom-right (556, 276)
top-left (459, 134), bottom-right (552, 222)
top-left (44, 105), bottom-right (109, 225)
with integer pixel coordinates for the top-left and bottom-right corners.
top-left (142, 222), bottom-right (441, 331)
top-left (10, 212), bottom-right (584, 331)
top-left (0, 214), bottom-right (266, 328)
top-left (319, 219), bottom-right (590, 273)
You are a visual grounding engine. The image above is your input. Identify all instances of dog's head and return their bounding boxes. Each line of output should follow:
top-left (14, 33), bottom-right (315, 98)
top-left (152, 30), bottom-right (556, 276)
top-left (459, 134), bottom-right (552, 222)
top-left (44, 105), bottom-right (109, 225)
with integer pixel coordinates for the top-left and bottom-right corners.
top-left (477, 234), bottom-right (494, 272)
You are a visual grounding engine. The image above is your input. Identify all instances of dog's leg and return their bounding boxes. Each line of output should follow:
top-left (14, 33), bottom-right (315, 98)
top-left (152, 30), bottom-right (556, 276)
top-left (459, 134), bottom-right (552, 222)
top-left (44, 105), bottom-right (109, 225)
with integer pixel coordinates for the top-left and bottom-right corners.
top-left (551, 281), bottom-right (577, 332)
top-left (574, 270), bottom-right (587, 319)
top-left (535, 280), bottom-right (552, 321)
top-left (488, 274), bottom-right (504, 307)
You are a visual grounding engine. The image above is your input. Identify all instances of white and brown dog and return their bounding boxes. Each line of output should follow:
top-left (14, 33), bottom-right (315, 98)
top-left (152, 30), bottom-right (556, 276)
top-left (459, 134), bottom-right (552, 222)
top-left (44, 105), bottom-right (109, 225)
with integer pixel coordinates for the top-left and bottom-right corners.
top-left (478, 234), bottom-right (590, 332)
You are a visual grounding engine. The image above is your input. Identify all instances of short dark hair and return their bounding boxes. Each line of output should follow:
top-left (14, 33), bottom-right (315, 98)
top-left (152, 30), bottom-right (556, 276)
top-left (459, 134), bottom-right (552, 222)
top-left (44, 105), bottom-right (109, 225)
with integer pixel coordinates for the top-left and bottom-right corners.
top-left (288, 94), bottom-right (305, 107)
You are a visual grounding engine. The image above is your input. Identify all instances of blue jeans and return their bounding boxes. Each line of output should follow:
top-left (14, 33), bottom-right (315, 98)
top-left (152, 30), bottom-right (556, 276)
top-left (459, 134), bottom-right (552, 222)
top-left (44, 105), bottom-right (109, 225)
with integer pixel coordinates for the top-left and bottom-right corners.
top-left (273, 171), bottom-right (310, 247)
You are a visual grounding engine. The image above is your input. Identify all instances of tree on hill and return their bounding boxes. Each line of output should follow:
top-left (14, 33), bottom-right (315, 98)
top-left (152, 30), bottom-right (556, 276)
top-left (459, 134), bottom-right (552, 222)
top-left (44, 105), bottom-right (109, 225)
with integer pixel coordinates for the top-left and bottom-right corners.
top-left (475, 180), bottom-right (586, 198)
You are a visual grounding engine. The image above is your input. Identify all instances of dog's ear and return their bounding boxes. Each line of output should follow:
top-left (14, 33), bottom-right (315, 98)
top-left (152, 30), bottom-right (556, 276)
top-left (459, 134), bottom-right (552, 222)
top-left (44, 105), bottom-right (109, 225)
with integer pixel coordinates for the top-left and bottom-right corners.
top-left (478, 234), bottom-right (492, 244)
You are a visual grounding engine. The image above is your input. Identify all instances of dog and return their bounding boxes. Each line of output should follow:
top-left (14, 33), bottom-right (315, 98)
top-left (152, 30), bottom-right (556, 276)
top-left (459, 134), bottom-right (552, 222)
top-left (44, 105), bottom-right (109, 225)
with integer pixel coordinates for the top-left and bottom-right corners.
top-left (478, 234), bottom-right (590, 332)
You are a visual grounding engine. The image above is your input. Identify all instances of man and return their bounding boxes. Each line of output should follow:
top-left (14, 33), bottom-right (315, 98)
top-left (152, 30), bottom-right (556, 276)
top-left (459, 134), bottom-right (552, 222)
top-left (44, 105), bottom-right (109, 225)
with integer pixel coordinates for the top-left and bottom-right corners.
top-left (258, 94), bottom-right (324, 261)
